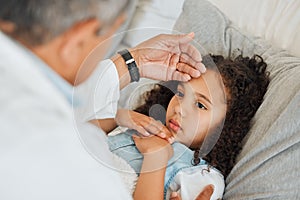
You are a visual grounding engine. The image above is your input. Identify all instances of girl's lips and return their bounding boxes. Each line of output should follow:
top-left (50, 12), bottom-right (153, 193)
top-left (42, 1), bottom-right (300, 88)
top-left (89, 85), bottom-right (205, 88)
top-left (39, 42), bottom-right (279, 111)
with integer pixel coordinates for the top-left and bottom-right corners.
top-left (169, 119), bottom-right (181, 132)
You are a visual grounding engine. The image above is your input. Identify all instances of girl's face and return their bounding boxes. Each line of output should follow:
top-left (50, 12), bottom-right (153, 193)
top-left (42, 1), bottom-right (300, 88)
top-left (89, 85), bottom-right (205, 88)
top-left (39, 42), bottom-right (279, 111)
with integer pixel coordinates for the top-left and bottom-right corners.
top-left (166, 69), bottom-right (227, 149)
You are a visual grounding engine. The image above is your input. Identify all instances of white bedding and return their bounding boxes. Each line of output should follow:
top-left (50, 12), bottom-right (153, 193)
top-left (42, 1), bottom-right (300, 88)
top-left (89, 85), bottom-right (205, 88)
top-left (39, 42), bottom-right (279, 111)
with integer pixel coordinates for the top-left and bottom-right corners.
top-left (122, 0), bottom-right (185, 47)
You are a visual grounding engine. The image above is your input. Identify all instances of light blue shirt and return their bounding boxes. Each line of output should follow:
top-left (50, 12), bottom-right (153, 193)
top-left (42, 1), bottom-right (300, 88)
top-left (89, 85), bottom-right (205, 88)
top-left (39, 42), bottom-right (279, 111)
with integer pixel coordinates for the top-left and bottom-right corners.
top-left (25, 48), bottom-right (79, 106)
top-left (108, 129), bottom-right (208, 199)
top-left (34, 59), bottom-right (74, 105)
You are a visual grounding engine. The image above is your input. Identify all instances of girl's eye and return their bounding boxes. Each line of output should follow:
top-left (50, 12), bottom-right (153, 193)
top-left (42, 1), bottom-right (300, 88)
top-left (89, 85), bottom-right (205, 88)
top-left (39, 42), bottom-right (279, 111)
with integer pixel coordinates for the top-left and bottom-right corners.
top-left (175, 91), bottom-right (184, 98)
top-left (196, 102), bottom-right (207, 110)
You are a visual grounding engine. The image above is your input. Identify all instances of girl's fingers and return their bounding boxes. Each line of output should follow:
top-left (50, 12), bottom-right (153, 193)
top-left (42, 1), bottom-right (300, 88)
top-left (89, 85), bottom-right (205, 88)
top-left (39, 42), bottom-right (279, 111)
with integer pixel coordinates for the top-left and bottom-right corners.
top-left (139, 118), bottom-right (165, 137)
top-left (135, 125), bottom-right (150, 136)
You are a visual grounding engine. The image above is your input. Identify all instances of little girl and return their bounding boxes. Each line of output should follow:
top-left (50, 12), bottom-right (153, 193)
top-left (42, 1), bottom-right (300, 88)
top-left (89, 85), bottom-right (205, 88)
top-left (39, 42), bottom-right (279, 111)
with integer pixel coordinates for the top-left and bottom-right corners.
top-left (108, 54), bottom-right (270, 199)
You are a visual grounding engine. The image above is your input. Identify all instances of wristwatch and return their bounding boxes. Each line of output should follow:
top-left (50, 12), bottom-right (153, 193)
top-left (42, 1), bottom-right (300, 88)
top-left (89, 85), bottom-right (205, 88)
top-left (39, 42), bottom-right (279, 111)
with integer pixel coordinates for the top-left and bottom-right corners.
top-left (117, 49), bottom-right (140, 82)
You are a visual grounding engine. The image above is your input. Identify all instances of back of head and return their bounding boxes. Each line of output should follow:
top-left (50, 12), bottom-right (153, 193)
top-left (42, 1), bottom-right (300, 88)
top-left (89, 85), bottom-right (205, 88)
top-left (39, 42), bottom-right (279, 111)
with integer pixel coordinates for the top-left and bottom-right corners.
top-left (203, 54), bottom-right (270, 178)
top-left (0, 0), bottom-right (127, 46)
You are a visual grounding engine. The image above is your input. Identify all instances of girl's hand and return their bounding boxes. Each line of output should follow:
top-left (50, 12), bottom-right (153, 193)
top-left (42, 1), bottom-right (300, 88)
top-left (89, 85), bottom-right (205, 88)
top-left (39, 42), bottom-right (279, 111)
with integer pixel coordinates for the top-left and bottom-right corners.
top-left (131, 32), bottom-right (206, 82)
top-left (115, 109), bottom-right (175, 142)
top-left (133, 135), bottom-right (173, 172)
top-left (133, 135), bottom-right (172, 155)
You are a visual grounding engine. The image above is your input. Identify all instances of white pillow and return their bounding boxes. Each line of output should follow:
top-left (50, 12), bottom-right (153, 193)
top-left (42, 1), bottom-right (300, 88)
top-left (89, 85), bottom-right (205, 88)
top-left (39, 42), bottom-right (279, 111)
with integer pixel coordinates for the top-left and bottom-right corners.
top-left (208, 0), bottom-right (300, 57)
top-left (122, 0), bottom-right (185, 47)
top-left (174, 0), bottom-right (300, 199)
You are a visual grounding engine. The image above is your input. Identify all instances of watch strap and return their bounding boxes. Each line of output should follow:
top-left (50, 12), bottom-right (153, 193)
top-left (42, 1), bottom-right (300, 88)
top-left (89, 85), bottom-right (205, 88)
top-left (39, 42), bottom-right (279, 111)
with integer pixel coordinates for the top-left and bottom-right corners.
top-left (118, 49), bottom-right (140, 82)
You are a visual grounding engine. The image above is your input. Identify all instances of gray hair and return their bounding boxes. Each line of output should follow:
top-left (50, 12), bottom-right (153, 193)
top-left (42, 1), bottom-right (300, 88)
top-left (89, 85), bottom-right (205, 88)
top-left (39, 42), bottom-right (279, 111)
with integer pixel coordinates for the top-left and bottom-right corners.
top-left (0, 0), bottom-right (127, 45)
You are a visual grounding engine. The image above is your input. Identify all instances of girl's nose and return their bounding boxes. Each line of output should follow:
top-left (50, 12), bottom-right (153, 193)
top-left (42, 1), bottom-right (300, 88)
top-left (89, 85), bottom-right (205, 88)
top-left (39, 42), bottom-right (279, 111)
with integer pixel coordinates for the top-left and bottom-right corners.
top-left (174, 98), bottom-right (185, 117)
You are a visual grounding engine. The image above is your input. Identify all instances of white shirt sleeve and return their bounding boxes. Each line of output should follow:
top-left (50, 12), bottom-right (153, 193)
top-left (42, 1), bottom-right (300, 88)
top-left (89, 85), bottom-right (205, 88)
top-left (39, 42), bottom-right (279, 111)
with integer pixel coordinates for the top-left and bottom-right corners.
top-left (75, 59), bottom-right (120, 121)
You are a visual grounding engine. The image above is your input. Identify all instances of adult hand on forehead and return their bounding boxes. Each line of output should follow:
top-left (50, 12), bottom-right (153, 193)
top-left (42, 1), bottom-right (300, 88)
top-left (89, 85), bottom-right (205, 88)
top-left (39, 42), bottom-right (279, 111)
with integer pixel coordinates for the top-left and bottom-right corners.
top-left (115, 109), bottom-right (175, 142)
top-left (131, 32), bottom-right (206, 82)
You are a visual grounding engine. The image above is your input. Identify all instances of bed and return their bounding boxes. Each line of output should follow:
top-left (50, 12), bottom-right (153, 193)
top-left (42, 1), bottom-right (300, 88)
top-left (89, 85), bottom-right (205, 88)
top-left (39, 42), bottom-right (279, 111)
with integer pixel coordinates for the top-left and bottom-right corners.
top-left (108, 0), bottom-right (300, 199)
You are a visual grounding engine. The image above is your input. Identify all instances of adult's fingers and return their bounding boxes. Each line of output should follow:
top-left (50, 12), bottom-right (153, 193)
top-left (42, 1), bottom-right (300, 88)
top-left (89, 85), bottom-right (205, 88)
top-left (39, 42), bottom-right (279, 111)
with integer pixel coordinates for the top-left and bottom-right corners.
top-left (170, 185), bottom-right (214, 200)
top-left (171, 70), bottom-right (191, 82)
top-left (170, 192), bottom-right (182, 200)
top-left (169, 53), bottom-right (180, 69)
top-left (195, 184), bottom-right (214, 200)
top-left (179, 44), bottom-right (206, 73)
top-left (176, 63), bottom-right (202, 78)
top-left (180, 52), bottom-right (206, 73)
top-left (159, 33), bottom-right (202, 66)
top-left (158, 32), bottom-right (194, 46)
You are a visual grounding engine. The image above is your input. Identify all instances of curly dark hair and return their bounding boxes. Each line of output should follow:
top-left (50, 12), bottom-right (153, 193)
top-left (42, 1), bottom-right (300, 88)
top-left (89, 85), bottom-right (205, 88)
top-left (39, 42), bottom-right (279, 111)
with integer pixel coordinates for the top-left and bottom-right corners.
top-left (135, 54), bottom-right (270, 178)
